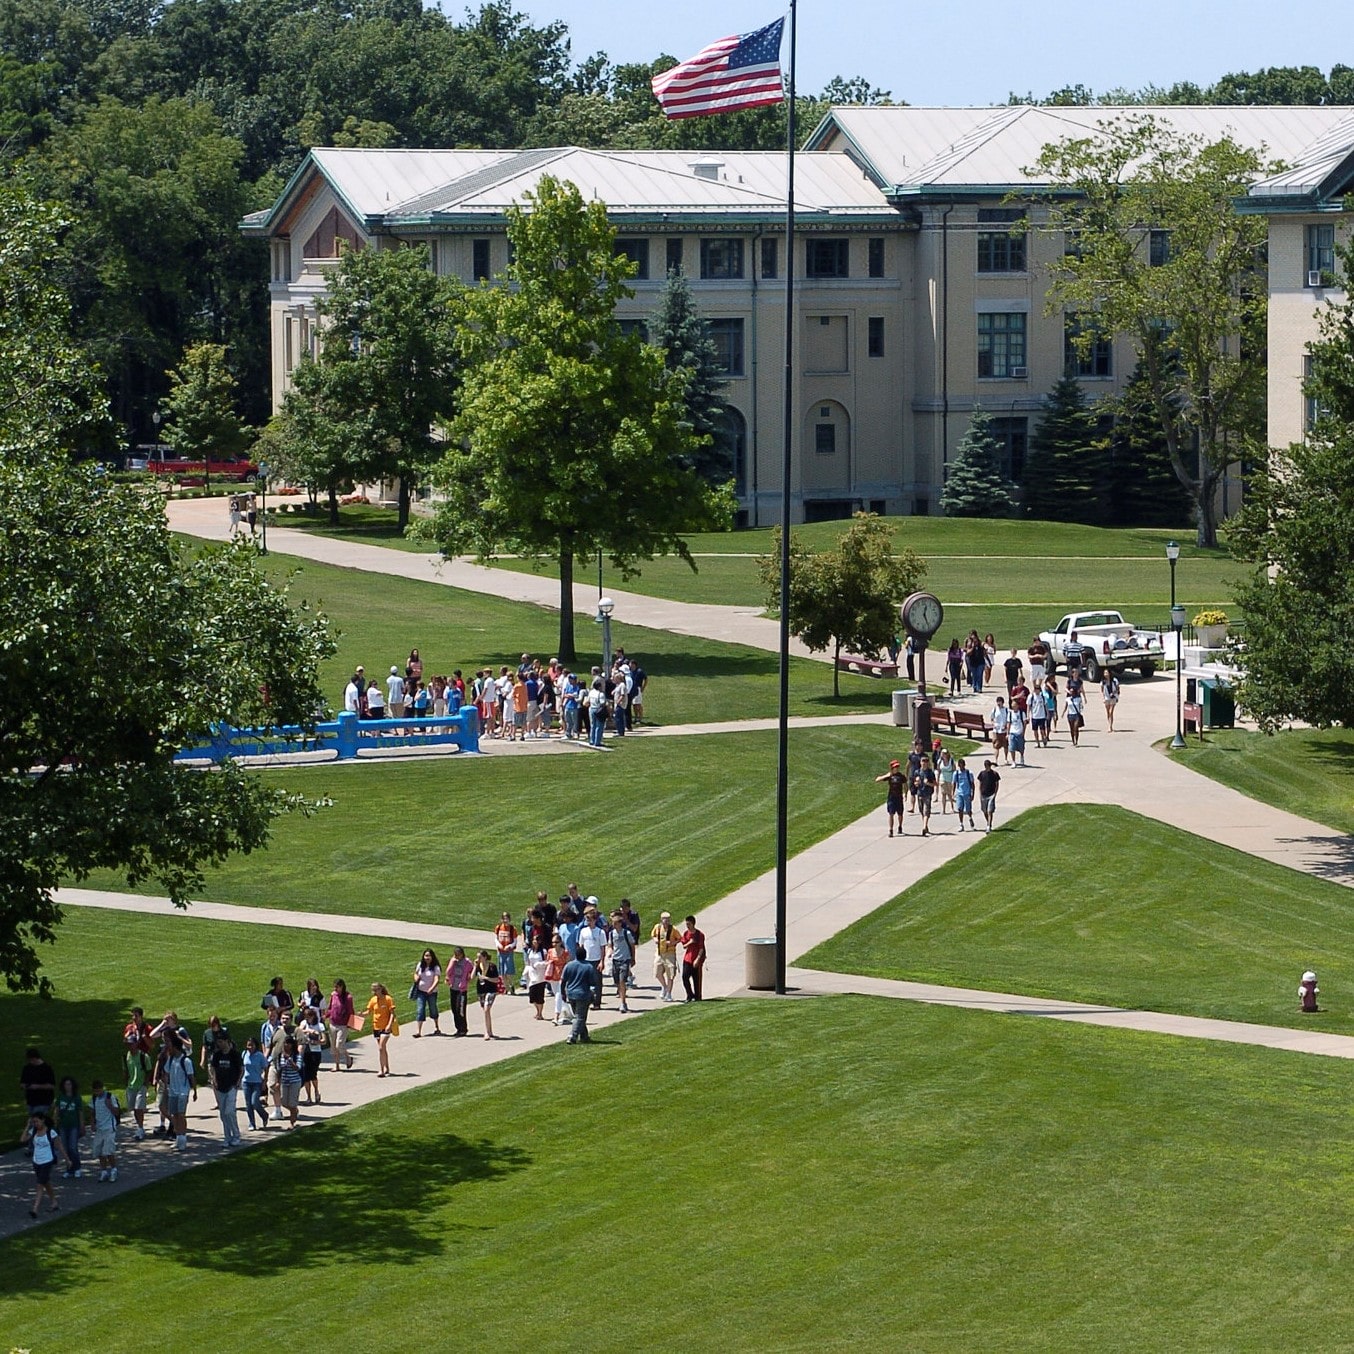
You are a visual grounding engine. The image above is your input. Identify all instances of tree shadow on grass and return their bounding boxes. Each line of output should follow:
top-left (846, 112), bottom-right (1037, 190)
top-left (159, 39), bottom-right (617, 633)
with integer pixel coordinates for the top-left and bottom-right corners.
top-left (0, 1119), bottom-right (530, 1293)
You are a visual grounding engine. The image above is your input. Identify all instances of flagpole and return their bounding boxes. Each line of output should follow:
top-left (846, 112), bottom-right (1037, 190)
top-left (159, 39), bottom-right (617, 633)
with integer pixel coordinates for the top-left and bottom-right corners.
top-left (774, 0), bottom-right (796, 996)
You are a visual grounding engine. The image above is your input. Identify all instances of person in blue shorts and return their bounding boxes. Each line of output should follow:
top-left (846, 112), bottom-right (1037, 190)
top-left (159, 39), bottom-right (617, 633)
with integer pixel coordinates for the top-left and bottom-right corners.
top-left (954, 757), bottom-right (976, 831)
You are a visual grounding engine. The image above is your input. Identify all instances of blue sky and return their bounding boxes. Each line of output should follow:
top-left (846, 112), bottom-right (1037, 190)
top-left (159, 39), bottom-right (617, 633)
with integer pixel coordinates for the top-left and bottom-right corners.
top-left (508, 1), bottom-right (1354, 106)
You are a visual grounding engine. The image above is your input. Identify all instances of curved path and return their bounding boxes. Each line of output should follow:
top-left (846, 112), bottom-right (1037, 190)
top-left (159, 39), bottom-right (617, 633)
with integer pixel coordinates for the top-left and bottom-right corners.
top-left (6, 500), bottom-right (1342, 1237)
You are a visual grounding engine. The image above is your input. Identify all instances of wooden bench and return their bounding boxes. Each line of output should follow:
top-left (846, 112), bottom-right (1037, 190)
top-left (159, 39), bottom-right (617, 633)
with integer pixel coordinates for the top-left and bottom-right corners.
top-left (951, 710), bottom-right (993, 742)
top-left (835, 654), bottom-right (899, 679)
top-left (926, 705), bottom-right (958, 736)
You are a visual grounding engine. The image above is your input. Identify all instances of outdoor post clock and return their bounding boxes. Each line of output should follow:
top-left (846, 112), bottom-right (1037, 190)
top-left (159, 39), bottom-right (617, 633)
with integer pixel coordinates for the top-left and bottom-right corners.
top-left (900, 591), bottom-right (944, 646)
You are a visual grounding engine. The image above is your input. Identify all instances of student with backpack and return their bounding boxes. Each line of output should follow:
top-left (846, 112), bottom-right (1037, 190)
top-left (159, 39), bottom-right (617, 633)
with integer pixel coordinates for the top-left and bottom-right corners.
top-left (89, 1079), bottom-right (121, 1182)
top-left (21, 1111), bottom-right (69, 1219)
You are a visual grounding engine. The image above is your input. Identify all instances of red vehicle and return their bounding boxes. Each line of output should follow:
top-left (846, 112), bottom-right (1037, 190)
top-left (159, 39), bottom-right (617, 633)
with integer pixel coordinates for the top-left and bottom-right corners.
top-left (145, 458), bottom-right (259, 481)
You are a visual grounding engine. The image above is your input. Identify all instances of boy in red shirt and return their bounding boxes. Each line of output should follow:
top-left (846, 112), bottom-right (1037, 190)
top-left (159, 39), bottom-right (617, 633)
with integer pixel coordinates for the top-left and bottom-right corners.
top-left (680, 915), bottom-right (706, 1002)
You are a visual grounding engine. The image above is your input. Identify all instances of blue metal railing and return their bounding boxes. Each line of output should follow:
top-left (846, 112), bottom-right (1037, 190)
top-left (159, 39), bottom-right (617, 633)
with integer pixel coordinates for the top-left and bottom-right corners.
top-left (175, 708), bottom-right (480, 764)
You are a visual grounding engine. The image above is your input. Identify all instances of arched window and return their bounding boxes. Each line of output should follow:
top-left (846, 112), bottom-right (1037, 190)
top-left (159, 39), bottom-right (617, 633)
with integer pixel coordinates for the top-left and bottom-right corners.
top-left (715, 405), bottom-right (748, 495)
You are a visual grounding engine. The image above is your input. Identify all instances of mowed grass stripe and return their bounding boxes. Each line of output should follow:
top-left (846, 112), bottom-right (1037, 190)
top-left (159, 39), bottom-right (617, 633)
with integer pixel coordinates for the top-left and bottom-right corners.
top-left (5, 997), bottom-right (1354, 1348)
top-left (801, 803), bottom-right (1354, 1032)
top-left (82, 726), bottom-right (915, 930)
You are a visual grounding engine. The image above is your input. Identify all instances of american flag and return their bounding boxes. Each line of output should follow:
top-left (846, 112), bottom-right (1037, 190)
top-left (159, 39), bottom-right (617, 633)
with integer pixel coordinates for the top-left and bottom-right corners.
top-left (651, 18), bottom-right (785, 120)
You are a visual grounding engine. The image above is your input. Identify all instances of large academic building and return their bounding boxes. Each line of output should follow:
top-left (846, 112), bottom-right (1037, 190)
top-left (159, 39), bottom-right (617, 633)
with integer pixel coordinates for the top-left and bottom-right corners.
top-left (244, 104), bottom-right (1354, 524)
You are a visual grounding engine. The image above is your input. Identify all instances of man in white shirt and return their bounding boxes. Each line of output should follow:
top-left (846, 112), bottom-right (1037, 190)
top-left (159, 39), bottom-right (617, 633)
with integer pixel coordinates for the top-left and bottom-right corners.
top-left (343, 676), bottom-right (360, 714)
top-left (990, 695), bottom-right (1012, 766)
top-left (386, 666), bottom-right (406, 718)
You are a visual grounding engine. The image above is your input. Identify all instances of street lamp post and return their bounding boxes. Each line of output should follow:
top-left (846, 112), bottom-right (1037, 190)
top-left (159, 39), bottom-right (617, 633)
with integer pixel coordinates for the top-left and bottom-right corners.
top-left (1166, 540), bottom-right (1182, 748)
top-left (1171, 603), bottom-right (1187, 749)
top-left (257, 460), bottom-right (269, 557)
top-left (596, 596), bottom-right (614, 677)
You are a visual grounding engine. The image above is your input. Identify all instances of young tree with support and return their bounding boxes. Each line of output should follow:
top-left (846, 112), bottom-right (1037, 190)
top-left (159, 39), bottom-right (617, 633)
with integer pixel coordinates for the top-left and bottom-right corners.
top-left (429, 175), bottom-right (729, 664)
top-left (759, 514), bottom-right (926, 697)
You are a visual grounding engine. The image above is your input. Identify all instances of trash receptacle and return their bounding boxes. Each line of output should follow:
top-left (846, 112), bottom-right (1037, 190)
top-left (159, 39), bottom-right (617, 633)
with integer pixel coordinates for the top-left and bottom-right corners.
top-left (891, 690), bottom-right (910, 727)
top-left (1201, 678), bottom-right (1235, 728)
top-left (745, 937), bottom-right (778, 990)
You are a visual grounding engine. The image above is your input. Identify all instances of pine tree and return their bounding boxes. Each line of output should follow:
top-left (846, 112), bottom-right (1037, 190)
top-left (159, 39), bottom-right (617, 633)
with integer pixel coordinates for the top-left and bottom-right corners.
top-left (649, 270), bottom-right (732, 484)
top-left (941, 408), bottom-right (1017, 517)
top-left (1102, 361), bottom-right (1195, 527)
top-left (1022, 375), bottom-right (1106, 523)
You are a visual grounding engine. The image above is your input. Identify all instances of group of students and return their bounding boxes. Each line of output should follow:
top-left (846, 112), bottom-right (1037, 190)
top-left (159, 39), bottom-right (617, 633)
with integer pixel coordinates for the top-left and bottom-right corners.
top-left (403, 890), bottom-right (709, 1048)
top-left (340, 649), bottom-right (648, 746)
top-left (875, 747), bottom-right (1002, 836)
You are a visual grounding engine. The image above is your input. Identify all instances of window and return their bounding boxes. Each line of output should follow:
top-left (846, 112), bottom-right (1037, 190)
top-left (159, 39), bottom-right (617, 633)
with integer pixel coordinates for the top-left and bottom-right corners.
top-left (868, 237), bottom-right (885, 278)
top-left (1306, 224), bottom-right (1335, 284)
top-left (472, 238), bottom-right (491, 281)
top-left (760, 236), bottom-right (778, 280)
top-left (617, 319), bottom-right (649, 342)
top-left (977, 312), bottom-right (1027, 378)
top-left (666, 238), bottom-right (684, 275)
top-left (867, 316), bottom-right (885, 357)
top-left (977, 208), bottom-right (1026, 273)
top-left (1064, 319), bottom-right (1111, 378)
top-left (815, 423), bottom-right (837, 454)
top-left (806, 238), bottom-right (850, 278)
top-left (701, 238), bottom-right (744, 280)
top-left (1305, 354), bottom-right (1327, 434)
top-left (706, 318), bottom-right (745, 376)
top-left (989, 416), bottom-right (1028, 480)
top-left (1149, 229), bottom-right (1171, 267)
top-left (614, 238), bottom-right (649, 280)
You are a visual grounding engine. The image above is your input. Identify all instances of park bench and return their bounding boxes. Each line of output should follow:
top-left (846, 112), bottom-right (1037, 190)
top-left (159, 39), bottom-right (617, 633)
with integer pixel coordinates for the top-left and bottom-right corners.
top-left (951, 710), bottom-right (992, 742)
top-left (835, 654), bottom-right (899, 679)
top-left (926, 705), bottom-right (957, 736)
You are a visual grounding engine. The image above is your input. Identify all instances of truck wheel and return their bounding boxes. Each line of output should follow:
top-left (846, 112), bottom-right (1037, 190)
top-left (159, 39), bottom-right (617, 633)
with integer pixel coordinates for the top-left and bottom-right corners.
top-left (1083, 655), bottom-right (1099, 683)
top-left (1139, 663), bottom-right (1157, 679)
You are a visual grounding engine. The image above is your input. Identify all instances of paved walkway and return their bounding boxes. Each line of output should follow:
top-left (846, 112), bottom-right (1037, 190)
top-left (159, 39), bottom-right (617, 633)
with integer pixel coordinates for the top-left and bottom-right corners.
top-left (12, 497), bottom-right (1339, 1236)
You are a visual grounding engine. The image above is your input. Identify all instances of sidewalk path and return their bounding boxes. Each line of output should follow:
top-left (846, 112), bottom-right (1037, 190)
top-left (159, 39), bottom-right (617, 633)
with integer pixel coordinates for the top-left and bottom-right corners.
top-left (26, 495), bottom-right (1331, 1240)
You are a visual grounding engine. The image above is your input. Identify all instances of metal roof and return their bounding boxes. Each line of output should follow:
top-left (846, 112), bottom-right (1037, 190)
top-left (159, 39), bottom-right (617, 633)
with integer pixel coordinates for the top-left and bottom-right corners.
top-left (807, 105), bottom-right (1354, 195)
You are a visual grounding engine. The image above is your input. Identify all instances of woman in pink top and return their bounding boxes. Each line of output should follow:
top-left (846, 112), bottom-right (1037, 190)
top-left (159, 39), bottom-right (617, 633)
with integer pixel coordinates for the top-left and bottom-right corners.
top-left (445, 947), bottom-right (474, 1038)
top-left (326, 979), bottom-right (355, 1071)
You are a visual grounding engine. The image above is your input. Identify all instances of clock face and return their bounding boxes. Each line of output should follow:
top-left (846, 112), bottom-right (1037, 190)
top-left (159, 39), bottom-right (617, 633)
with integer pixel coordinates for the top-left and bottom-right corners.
top-left (904, 592), bottom-right (944, 638)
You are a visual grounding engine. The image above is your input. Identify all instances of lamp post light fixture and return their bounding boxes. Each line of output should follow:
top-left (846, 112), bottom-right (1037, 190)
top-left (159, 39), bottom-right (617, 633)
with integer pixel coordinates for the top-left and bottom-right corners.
top-left (1170, 602), bottom-right (1187, 749)
top-left (596, 595), bottom-right (615, 676)
top-left (256, 460), bottom-right (269, 557)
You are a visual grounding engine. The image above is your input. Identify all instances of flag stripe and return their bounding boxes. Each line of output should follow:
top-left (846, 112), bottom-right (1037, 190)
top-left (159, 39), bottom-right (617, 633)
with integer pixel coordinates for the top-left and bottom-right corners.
top-left (651, 18), bottom-right (785, 119)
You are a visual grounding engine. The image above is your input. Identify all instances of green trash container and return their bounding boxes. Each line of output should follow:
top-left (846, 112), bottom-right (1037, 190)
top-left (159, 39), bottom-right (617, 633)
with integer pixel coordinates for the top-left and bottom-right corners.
top-left (1201, 678), bottom-right (1235, 728)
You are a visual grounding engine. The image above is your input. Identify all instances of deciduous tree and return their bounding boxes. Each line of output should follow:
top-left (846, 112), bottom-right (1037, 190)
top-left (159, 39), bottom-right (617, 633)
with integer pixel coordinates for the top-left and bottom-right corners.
top-left (0, 184), bottom-right (334, 992)
top-left (429, 175), bottom-right (729, 663)
top-left (160, 341), bottom-right (251, 466)
top-left (1030, 116), bottom-right (1269, 547)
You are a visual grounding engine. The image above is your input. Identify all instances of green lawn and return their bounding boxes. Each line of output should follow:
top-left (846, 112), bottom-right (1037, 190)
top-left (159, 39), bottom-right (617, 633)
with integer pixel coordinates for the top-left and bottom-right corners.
top-left (257, 549), bottom-right (899, 722)
top-left (5, 996), bottom-right (1354, 1349)
top-left (0, 908), bottom-right (424, 1129)
top-left (85, 726), bottom-right (938, 930)
top-left (1175, 727), bottom-right (1354, 837)
top-left (801, 803), bottom-right (1354, 1032)
top-left (266, 500), bottom-right (429, 552)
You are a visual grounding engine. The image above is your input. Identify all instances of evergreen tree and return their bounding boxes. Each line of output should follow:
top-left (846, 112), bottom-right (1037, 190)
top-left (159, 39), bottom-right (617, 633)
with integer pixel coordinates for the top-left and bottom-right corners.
top-left (1022, 375), bottom-right (1105, 523)
top-left (649, 270), bottom-right (731, 485)
top-left (1102, 361), bottom-right (1195, 527)
top-left (941, 408), bottom-right (1016, 518)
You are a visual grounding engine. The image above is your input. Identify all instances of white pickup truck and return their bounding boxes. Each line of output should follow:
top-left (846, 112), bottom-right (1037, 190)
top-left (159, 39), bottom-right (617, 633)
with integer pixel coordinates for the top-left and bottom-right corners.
top-left (1039, 611), bottom-right (1164, 681)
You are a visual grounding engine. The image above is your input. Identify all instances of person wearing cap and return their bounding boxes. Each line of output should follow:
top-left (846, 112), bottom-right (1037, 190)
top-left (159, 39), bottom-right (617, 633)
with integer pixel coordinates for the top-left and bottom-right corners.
top-left (874, 759), bottom-right (907, 838)
top-left (386, 665), bottom-right (406, 720)
top-left (650, 912), bottom-right (682, 1002)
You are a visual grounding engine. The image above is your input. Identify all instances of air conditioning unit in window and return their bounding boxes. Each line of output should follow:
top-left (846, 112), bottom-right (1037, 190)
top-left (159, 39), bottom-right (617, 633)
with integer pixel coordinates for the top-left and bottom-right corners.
top-left (1308, 270), bottom-right (1325, 288)
top-left (1010, 366), bottom-right (1029, 379)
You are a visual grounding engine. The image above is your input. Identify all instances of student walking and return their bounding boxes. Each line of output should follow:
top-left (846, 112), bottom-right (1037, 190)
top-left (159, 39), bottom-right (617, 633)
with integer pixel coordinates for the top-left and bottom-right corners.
top-left (473, 951), bottom-right (499, 1040)
top-left (977, 760), bottom-right (1002, 833)
top-left (365, 983), bottom-right (397, 1076)
top-left (22, 1112), bottom-right (68, 1219)
top-left (1101, 671), bottom-right (1121, 732)
top-left (954, 758), bottom-right (976, 831)
top-left (874, 759), bottom-right (907, 837)
top-left (680, 915), bottom-right (706, 1002)
top-left (446, 948), bottom-right (474, 1036)
top-left (1066, 689), bottom-right (1086, 747)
